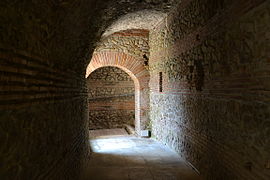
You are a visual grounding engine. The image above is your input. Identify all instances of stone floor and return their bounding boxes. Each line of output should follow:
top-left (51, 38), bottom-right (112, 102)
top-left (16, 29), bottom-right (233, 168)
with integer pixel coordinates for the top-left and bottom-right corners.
top-left (85, 129), bottom-right (202, 180)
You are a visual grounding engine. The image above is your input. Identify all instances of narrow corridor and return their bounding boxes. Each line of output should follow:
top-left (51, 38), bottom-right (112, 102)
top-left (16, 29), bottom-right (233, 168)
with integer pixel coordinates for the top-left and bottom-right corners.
top-left (2, 1), bottom-right (269, 179)
top-left (86, 129), bottom-right (201, 180)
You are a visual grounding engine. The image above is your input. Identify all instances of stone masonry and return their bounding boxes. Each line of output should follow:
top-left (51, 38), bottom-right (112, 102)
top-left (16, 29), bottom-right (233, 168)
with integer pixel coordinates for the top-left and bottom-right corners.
top-left (1, 0), bottom-right (270, 179)
top-left (149, 0), bottom-right (270, 179)
top-left (87, 66), bottom-right (135, 129)
top-left (86, 29), bottom-right (151, 134)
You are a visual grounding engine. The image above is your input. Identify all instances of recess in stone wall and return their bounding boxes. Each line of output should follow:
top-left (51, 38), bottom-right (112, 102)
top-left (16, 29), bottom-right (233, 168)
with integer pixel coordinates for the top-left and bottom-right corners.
top-left (87, 66), bottom-right (135, 130)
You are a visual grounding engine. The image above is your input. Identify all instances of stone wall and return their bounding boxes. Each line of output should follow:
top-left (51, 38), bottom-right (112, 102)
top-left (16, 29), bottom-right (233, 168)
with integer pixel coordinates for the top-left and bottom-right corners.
top-left (87, 66), bottom-right (135, 129)
top-left (149, 0), bottom-right (270, 179)
top-left (0, 1), bottom-right (95, 179)
top-left (87, 29), bottom-right (151, 133)
top-left (94, 30), bottom-right (150, 131)
top-left (0, 1), bottom-right (175, 179)
top-left (96, 29), bottom-right (150, 61)
top-left (0, 50), bottom-right (90, 179)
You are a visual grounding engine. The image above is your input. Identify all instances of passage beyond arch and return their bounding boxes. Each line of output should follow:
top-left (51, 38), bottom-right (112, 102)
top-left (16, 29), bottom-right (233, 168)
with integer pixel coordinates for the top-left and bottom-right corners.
top-left (86, 51), bottom-right (150, 135)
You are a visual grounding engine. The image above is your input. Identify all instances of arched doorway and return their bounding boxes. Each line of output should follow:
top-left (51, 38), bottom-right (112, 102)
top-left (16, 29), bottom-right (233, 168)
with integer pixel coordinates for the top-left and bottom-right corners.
top-left (86, 51), bottom-right (150, 135)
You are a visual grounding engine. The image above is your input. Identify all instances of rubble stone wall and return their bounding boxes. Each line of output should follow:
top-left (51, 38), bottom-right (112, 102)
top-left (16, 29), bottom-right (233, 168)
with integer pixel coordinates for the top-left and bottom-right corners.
top-left (87, 66), bottom-right (135, 129)
top-left (149, 0), bottom-right (270, 179)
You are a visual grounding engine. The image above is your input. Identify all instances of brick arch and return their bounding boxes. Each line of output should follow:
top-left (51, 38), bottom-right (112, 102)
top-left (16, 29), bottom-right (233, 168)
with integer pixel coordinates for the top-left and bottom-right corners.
top-left (86, 51), bottom-right (150, 135)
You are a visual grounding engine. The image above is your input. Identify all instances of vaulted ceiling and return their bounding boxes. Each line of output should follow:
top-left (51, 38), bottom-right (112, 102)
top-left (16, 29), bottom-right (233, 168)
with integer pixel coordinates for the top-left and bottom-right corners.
top-left (0, 0), bottom-right (179, 73)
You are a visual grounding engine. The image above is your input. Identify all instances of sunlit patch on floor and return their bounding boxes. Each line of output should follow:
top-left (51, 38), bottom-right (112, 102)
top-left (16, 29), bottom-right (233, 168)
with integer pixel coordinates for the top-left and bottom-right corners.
top-left (86, 129), bottom-right (202, 180)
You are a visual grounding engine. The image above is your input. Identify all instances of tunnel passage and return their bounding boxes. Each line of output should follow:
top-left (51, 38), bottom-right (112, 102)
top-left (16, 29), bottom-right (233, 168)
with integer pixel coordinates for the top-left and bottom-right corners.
top-left (87, 66), bottom-right (135, 130)
top-left (1, 0), bottom-right (270, 180)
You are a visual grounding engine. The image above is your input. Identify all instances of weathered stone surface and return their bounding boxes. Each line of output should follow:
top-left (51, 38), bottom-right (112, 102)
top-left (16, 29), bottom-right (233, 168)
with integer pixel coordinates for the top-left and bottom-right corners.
top-left (102, 10), bottom-right (166, 37)
top-left (96, 29), bottom-right (149, 60)
top-left (0, 50), bottom-right (89, 179)
top-left (149, 0), bottom-right (270, 179)
top-left (0, 98), bottom-right (89, 179)
top-left (89, 110), bottom-right (135, 130)
top-left (87, 67), bottom-right (135, 129)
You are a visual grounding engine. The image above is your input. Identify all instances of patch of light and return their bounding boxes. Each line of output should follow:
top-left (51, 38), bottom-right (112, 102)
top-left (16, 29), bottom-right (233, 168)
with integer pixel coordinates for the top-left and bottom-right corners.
top-left (90, 137), bottom-right (136, 153)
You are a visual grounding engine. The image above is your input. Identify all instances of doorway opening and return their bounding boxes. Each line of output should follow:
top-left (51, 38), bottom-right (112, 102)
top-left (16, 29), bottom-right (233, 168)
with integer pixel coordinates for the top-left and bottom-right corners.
top-left (87, 66), bottom-right (135, 137)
